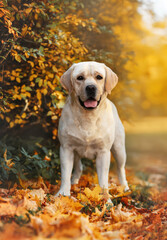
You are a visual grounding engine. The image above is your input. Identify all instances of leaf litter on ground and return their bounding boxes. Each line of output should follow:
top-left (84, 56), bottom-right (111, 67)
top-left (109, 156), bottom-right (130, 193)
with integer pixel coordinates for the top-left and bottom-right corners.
top-left (0, 170), bottom-right (166, 240)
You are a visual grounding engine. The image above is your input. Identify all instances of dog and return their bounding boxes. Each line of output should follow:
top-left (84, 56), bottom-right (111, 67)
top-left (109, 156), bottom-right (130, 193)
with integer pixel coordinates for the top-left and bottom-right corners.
top-left (56, 61), bottom-right (129, 196)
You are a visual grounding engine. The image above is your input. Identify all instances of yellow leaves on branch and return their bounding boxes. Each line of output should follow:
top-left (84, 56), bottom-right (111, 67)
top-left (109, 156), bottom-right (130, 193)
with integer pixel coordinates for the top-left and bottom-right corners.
top-left (28, 61), bottom-right (34, 68)
top-left (52, 129), bottom-right (58, 138)
top-left (14, 53), bottom-right (21, 62)
top-left (63, 14), bottom-right (97, 31)
top-left (21, 24), bottom-right (28, 36)
top-left (41, 88), bottom-right (47, 95)
top-left (0, 0), bottom-right (96, 135)
top-left (36, 91), bottom-right (42, 105)
top-left (52, 66), bottom-right (58, 72)
top-left (29, 74), bottom-right (38, 81)
top-left (22, 112), bottom-right (26, 119)
top-left (11, 69), bottom-right (20, 77)
top-left (24, 7), bottom-right (32, 15)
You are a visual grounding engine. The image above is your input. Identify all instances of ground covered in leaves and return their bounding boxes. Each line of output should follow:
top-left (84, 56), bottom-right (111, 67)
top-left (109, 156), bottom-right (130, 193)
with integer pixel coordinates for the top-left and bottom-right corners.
top-left (0, 165), bottom-right (166, 240)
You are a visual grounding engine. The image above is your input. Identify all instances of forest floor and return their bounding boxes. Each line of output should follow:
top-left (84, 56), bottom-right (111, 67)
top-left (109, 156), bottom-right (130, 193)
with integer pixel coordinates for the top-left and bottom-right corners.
top-left (0, 117), bottom-right (166, 240)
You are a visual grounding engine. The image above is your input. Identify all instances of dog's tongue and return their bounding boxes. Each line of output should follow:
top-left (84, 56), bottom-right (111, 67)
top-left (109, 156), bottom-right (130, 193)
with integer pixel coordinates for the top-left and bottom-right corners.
top-left (84, 99), bottom-right (97, 108)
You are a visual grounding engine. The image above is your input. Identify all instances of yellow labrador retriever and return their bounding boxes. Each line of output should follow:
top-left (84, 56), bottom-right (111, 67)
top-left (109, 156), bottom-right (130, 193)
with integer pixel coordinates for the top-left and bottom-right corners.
top-left (56, 61), bottom-right (129, 196)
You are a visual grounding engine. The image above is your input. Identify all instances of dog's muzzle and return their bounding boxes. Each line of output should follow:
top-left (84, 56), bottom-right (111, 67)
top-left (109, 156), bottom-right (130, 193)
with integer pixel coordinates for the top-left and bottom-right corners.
top-left (78, 96), bottom-right (101, 110)
top-left (78, 84), bottom-right (101, 110)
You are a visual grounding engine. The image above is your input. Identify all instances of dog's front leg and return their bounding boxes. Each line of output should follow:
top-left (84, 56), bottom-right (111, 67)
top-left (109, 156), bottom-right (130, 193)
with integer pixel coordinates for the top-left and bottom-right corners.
top-left (96, 151), bottom-right (111, 190)
top-left (56, 146), bottom-right (74, 196)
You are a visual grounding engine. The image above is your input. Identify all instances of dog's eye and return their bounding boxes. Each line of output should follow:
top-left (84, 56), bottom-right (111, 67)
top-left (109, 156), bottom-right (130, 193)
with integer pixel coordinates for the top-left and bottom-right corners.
top-left (96, 75), bottom-right (103, 80)
top-left (77, 76), bottom-right (84, 80)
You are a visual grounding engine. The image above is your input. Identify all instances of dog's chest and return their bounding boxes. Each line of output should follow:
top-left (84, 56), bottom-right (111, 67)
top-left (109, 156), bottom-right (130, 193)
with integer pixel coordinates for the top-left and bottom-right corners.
top-left (58, 100), bottom-right (115, 159)
top-left (66, 126), bottom-right (114, 159)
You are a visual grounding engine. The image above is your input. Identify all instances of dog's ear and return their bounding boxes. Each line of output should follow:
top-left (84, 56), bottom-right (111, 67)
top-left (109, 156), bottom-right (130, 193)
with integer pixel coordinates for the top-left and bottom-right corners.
top-left (104, 65), bottom-right (118, 94)
top-left (60, 64), bottom-right (75, 92)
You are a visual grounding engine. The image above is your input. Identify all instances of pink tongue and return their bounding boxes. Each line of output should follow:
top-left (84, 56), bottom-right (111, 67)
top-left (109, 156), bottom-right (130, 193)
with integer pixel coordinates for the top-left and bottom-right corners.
top-left (84, 99), bottom-right (97, 108)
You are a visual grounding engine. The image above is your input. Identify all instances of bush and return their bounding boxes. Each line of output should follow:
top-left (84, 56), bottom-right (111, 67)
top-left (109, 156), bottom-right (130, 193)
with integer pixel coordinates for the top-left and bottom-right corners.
top-left (0, 0), bottom-right (97, 138)
top-left (0, 135), bottom-right (60, 185)
top-left (0, 0), bottom-right (142, 138)
top-left (0, 0), bottom-right (142, 182)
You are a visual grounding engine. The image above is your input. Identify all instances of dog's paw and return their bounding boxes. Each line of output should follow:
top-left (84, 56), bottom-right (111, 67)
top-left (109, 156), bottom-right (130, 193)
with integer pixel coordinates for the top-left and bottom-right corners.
top-left (124, 185), bottom-right (130, 192)
top-left (71, 177), bottom-right (79, 185)
top-left (55, 189), bottom-right (71, 197)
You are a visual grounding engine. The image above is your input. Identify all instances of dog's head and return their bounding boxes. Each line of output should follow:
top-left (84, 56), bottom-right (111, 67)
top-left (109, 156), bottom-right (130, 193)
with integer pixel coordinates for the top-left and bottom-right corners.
top-left (60, 61), bottom-right (118, 110)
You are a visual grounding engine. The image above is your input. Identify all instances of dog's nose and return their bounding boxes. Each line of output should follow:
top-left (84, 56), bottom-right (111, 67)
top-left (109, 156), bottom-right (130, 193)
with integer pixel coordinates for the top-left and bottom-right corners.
top-left (86, 85), bottom-right (96, 97)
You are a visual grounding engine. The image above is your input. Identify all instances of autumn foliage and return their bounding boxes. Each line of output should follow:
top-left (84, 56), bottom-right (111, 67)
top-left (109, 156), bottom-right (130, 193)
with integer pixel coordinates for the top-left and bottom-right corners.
top-left (0, 0), bottom-right (167, 239)
top-left (0, 167), bottom-right (166, 239)
top-left (0, 0), bottom-right (145, 138)
top-left (1, 0), bottom-right (167, 134)
top-left (0, 0), bottom-right (97, 137)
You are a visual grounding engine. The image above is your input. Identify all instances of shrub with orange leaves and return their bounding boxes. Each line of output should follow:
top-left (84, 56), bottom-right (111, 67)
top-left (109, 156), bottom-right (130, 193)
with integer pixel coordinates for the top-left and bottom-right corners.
top-left (0, 0), bottom-right (97, 137)
top-left (0, 0), bottom-right (144, 137)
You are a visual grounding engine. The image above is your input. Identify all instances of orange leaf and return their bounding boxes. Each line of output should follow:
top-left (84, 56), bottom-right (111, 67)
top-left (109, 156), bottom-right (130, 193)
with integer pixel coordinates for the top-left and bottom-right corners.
top-left (0, 203), bottom-right (17, 216)
top-left (25, 8), bottom-right (32, 15)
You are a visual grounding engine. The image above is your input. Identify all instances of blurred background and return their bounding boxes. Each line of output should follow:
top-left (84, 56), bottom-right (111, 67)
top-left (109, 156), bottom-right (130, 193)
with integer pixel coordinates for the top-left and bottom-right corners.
top-left (0, 0), bottom-right (167, 184)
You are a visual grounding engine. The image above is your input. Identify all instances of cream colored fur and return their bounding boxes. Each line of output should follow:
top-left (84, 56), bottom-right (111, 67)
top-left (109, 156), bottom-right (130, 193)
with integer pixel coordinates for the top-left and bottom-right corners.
top-left (56, 61), bottom-right (129, 196)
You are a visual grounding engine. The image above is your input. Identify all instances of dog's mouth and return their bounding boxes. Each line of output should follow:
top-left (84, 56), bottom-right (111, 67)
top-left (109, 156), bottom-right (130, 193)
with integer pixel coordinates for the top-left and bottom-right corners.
top-left (78, 97), bottom-right (101, 110)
